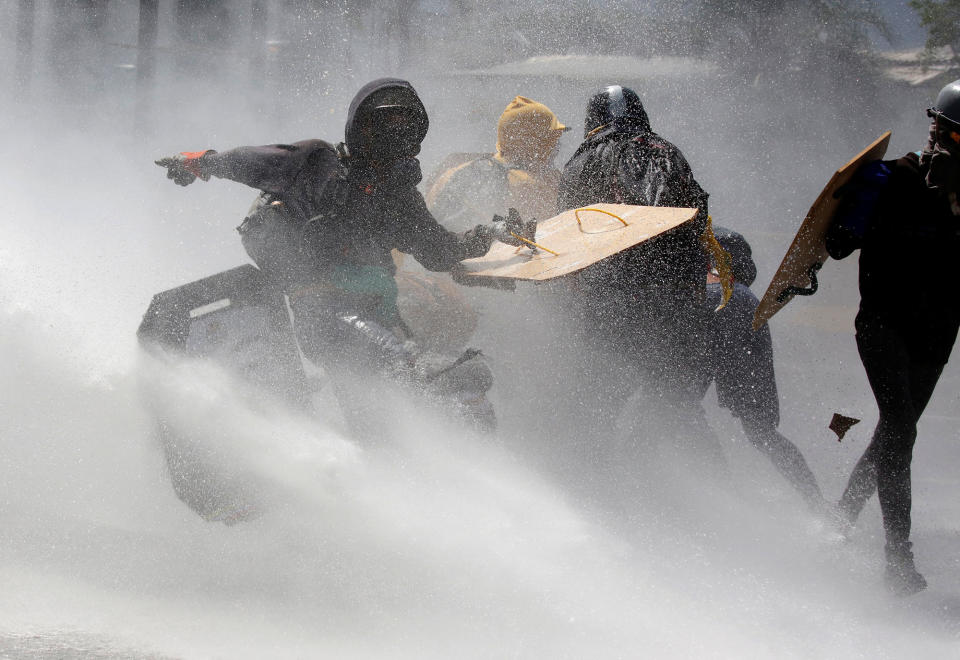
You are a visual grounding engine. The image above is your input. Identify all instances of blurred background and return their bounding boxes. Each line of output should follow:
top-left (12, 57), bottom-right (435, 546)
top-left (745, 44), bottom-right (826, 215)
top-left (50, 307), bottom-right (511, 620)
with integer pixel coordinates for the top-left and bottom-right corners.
top-left (1, 2), bottom-right (959, 658)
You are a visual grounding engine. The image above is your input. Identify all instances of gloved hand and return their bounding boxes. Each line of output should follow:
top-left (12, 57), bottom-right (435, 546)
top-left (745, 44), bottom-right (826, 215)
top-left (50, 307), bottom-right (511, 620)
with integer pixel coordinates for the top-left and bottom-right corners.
top-left (154, 150), bottom-right (215, 186)
top-left (412, 348), bottom-right (494, 396)
top-left (490, 207), bottom-right (537, 248)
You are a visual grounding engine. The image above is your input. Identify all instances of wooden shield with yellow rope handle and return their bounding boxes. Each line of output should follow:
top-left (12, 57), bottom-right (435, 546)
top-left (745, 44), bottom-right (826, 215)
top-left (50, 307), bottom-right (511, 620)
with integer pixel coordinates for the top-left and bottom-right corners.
top-left (752, 131), bottom-right (891, 330)
top-left (457, 203), bottom-right (699, 281)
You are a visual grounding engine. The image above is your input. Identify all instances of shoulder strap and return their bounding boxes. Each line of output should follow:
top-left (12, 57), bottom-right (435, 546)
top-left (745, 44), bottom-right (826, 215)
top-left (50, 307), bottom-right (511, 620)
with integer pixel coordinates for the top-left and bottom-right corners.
top-left (298, 147), bottom-right (350, 226)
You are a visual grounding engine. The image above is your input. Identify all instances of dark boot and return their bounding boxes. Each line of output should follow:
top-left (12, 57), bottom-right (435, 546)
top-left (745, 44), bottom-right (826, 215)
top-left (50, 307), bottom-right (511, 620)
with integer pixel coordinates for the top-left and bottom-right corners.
top-left (884, 541), bottom-right (927, 596)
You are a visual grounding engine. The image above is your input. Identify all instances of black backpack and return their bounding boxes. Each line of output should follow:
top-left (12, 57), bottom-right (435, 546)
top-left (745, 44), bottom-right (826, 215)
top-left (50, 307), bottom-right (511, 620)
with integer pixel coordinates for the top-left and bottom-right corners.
top-left (236, 146), bottom-right (349, 290)
top-left (237, 193), bottom-right (303, 287)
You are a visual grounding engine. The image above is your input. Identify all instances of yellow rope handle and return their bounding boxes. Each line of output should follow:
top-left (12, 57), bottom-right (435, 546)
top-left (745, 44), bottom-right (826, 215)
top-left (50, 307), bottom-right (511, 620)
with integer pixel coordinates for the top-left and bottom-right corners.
top-left (701, 215), bottom-right (733, 311)
top-left (509, 232), bottom-right (559, 256)
top-left (574, 207), bottom-right (629, 228)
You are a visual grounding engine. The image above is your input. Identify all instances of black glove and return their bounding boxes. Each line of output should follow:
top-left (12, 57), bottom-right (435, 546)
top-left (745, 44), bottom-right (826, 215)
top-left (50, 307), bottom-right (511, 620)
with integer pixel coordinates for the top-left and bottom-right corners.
top-left (154, 150), bottom-right (214, 186)
top-left (414, 348), bottom-right (493, 395)
top-left (490, 208), bottom-right (537, 248)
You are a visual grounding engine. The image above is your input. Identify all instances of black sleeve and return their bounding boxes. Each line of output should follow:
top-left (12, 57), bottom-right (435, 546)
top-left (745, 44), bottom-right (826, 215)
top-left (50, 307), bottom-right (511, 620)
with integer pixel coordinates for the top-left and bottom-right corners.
top-left (391, 188), bottom-right (494, 272)
top-left (200, 139), bottom-right (332, 195)
top-left (825, 160), bottom-right (893, 261)
top-left (824, 224), bottom-right (859, 261)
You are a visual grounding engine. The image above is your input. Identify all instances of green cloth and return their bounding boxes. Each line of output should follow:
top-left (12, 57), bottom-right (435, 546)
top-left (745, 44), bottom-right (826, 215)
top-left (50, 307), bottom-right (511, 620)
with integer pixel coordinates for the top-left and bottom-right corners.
top-left (329, 264), bottom-right (400, 325)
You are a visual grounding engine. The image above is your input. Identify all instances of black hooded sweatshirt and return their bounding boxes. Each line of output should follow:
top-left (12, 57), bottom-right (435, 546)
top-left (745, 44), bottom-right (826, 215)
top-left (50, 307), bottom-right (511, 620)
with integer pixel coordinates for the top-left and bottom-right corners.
top-left (558, 119), bottom-right (709, 292)
top-left (826, 152), bottom-right (960, 365)
top-left (195, 79), bottom-right (494, 288)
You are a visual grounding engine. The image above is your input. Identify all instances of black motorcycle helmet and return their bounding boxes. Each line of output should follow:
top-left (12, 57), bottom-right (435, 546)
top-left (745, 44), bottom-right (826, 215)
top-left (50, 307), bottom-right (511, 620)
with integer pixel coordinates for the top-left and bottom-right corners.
top-left (928, 78), bottom-right (960, 153)
top-left (931, 78), bottom-right (960, 125)
top-left (584, 85), bottom-right (651, 137)
top-left (345, 78), bottom-right (429, 161)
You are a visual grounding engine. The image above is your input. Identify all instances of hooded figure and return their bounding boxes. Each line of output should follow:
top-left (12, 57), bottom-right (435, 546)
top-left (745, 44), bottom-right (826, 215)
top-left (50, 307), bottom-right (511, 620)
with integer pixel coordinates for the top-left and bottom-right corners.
top-left (698, 227), bottom-right (823, 507)
top-left (555, 86), bottom-right (715, 444)
top-left (826, 78), bottom-right (960, 595)
top-left (156, 79), bottom-right (527, 438)
top-left (426, 96), bottom-right (568, 231)
top-left (559, 85), bottom-right (709, 292)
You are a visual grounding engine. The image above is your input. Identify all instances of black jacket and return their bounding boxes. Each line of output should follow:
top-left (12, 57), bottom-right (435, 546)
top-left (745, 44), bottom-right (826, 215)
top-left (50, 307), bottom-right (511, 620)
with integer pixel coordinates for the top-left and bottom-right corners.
top-left (199, 80), bottom-right (493, 287)
top-left (558, 120), bottom-right (709, 292)
top-left (827, 152), bottom-right (960, 364)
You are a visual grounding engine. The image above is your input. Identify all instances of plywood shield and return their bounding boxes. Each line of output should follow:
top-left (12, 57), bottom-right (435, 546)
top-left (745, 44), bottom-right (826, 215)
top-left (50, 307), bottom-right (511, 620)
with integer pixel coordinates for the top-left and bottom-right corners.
top-left (458, 203), bottom-right (698, 281)
top-left (752, 132), bottom-right (891, 330)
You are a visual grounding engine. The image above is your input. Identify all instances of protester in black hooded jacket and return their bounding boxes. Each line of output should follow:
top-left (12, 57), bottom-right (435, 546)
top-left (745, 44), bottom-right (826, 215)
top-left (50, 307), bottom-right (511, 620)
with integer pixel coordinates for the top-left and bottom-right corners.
top-left (558, 86), bottom-right (718, 461)
top-left (156, 78), bottom-right (525, 438)
top-left (559, 86), bottom-right (709, 294)
top-left (701, 228), bottom-right (823, 506)
top-left (826, 79), bottom-right (960, 595)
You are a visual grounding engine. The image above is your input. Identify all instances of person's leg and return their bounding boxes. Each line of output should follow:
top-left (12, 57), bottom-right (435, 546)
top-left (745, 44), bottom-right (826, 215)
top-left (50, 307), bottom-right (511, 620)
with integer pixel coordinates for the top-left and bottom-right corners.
top-left (875, 357), bottom-right (943, 593)
top-left (839, 328), bottom-right (912, 524)
top-left (837, 435), bottom-right (881, 523)
top-left (609, 287), bottom-right (726, 470)
top-left (711, 284), bottom-right (823, 503)
top-left (839, 328), bottom-right (943, 528)
top-left (844, 324), bottom-right (944, 592)
top-left (288, 293), bottom-right (415, 444)
top-left (660, 289), bottom-right (728, 469)
top-left (742, 423), bottom-right (824, 504)
top-left (875, 357), bottom-right (943, 543)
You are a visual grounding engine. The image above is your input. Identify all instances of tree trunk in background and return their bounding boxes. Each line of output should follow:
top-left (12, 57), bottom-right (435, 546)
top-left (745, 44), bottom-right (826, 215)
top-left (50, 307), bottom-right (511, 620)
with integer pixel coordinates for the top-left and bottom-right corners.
top-left (135, 0), bottom-right (158, 135)
top-left (250, 0), bottom-right (268, 119)
top-left (48, 1), bottom-right (77, 95)
top-left (80, 0), bottom-right (110, 99)
top-left (15, 0), bottom-right (35, 98)
top-left (174, 0), bottom-right (232, 74)
top-left (393, 0), bottom-right (417, 74)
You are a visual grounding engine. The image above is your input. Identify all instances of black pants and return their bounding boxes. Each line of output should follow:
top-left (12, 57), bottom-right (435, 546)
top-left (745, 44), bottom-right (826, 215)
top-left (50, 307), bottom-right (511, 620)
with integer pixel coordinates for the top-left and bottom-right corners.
top-left (701, 283), bottom-right (822, 503)
top-left (839, 323), bottom-right (945, 549)
top-left (288, 291), bottom-right (495, 440)
top-left (579, 286), bottom-right (727, 467)
top-left (288, 291), bottom-right (416, 442)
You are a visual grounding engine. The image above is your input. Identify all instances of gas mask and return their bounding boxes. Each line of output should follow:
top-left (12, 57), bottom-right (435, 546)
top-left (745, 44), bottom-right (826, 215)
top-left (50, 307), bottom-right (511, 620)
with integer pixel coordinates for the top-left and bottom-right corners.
top-left (355, 104), bottom-right (426, 186)
top-left (374, 154), bottom-right (423, 187)
top-left (363, 105), bottom-right (426, 160)
top-left (922, 112), bottom-right (960, 195)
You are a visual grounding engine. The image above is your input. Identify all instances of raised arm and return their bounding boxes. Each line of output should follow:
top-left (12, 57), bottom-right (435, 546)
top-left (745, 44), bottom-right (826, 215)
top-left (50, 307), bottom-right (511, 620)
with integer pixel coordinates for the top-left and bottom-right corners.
top-left (155, 139), bottom-right (334, 195)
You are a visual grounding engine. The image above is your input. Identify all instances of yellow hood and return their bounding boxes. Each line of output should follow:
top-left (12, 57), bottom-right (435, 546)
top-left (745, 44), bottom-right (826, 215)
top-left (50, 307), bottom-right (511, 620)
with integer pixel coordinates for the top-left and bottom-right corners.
top-left (495, 96), bottom-right (568, 169)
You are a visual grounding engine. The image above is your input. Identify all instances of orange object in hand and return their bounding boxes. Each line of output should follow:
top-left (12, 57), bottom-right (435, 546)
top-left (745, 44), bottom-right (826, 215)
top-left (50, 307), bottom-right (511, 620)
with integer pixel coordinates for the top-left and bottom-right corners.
top-left (180, 150), bottom-right (213, 178)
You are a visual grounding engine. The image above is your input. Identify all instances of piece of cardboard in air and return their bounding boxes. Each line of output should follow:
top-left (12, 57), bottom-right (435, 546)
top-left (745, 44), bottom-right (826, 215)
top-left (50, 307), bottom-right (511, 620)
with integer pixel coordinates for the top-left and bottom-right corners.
top-left (458, 203), bottom-right (698, 281)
